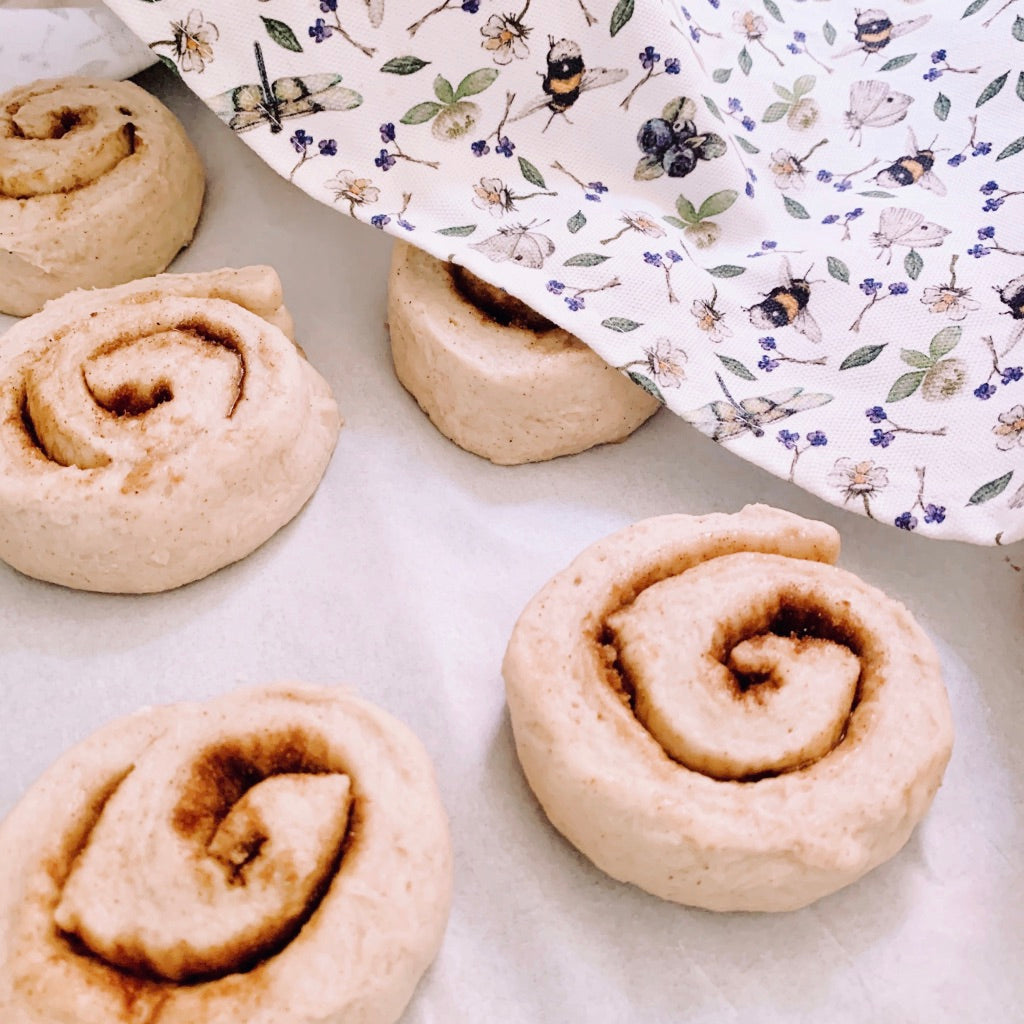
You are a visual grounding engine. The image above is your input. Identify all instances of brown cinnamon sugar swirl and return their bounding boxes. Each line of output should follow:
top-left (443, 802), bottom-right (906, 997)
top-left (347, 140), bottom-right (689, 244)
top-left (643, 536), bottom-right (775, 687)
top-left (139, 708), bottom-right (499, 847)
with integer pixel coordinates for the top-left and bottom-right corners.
top-left (503, 505), bottom-right (954, 912)
top-left (0, 267), bottom-right (340, 592)
top-left (387, 243), bottom-right (660, 464)
top-left (0, 683), bottom-right (453, 1024)
top-left (0, 77), bottom-right (204, 317)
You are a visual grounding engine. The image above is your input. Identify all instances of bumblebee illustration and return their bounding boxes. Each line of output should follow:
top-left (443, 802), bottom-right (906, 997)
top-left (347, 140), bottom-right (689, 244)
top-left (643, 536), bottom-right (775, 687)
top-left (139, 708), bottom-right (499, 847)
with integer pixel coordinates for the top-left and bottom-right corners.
top-left (748, 259), bottom-right (822, 343)
top-left (512, 38), bottom-right (626, 130)
top-left (999, 275), bottom-right (1024, 353)
top-left (835, 10), bottom-right (931, 58)
top-left (874, 129), bottom-right (946, 195)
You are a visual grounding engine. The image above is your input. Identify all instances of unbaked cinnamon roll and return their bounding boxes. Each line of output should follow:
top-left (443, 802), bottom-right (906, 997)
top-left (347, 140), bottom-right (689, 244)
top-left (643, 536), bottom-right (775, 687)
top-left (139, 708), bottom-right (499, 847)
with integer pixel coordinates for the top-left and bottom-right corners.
top-left (0, 76), bottom-right (204, 317)
top-left (0, 683), bottom-right (453, 1024)
top-left (503, 505), bottom-right (954, 912)
top-left (387, 243), bottom-right (660, 464)
top-left (0, 267), bottom-right (340, 592)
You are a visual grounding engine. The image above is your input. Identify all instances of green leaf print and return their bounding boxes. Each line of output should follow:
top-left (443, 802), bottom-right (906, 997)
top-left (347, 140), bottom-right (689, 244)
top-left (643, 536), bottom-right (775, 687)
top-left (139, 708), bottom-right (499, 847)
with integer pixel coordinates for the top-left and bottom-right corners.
top-left (455, 68), bottom-right (499, 100)
top-left (762, 102), bottom-right (790, 123)
top-left (713, 68), bottom-right (733, 83)
top-left (698, 190), bottom-right (738, 219)
top-left (934, 93), bottom-right (951, 121)
top-left (733, 135), bottom-right (760, 155)
top-left (827, 256), bottom-right (850, 284)
top-left (261, 17), bottom-right (303, 52)
top-left (968, 472), bottom-right (1013, 505)
top-left (567, 211), bottom-right (586, 234)
top-left (705, 265), bottom-right (746, 277)
top-left (563, 253), bottom-right (610, 267)
top-left (976, 72), bottom-right (1009, 107)
top-left (380, 56), bottom-right (431, 75)
top-left (793, 75), bottom-right (815, 98)
top-left (675, 196), bottom-right (699, 223)
top-left (763, 0), bottom-right (784, 22)
top-left (1014, 16), bottom-right (1024, 41)
top-left (703, 96), bottom-right (724, 121)
top-left (887, 370), bottom-right (926, 402)
top-left (602, 317), bottom-right (643, 332)
top-left (717, 354), bottom-right (757, 381)
top-left (435, 224), bottom-right (477, 236)
top-left (962, 0), bottom-right (991, 16)
top-left (610, 0), bottom-right (634, 37)
top-left (401, 101), bottom-right (443, 124)
top-left (823, 21), bottom-right (836, 46)
top-left (783, 196), bottom-right (810, 219)
top-left (626, 371), bottom-right (664, 402)
top-left (900, 349), bottom-right (935, 370)
top-left (738, 47), bottom-right (753, 76)
top-left (839, 345), bottom-right (886, 370)
top-left (904, 249), bottom-right (924, 281)
top-left (1017, 71), bottom-right (1024, 100)
top-left (433, 75), bottom-right (455, 104)
top-left (518, 157), bottom-right (546, 188)
top-left (996, 136), bottom-right (1024, 160)
top-left (930, 326), bottom-right (962, 359)
top-left (879, 54), bottom-right (917, 72)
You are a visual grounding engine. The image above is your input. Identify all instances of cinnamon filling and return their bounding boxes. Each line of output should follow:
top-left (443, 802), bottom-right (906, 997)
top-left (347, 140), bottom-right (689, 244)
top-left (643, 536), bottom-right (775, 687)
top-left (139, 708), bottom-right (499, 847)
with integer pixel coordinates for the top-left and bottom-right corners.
top-left (449, 264), bottom-right (555, 332)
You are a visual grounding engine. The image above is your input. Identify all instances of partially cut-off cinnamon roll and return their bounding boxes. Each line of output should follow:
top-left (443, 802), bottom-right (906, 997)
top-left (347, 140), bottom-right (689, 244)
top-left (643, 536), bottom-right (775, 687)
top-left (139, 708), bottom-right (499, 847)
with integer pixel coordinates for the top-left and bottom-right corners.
top-left (0, 683), bottom-right (453, 1024)
top-left (0, 267), bottom-right (340, 592)
top-left (387, 243), bottom-right (660, 464)
top-left (503, 505), bottom-right (954, 912)
top-left (0, 77), bottom-right (204, 316)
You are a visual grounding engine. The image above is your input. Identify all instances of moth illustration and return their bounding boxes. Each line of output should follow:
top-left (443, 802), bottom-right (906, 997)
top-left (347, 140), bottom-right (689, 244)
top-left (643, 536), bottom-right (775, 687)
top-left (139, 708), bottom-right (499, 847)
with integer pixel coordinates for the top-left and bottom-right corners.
top-left (512, 38), bottom-right (627, 131)
top-left (844, 80), bottom-right (913, 145)
top-left (747, 259), bottom-right (822, 343)
top-left (469, 221), bottom-right (555, 268)
top-left (835, 10), bottom-right (931, 59)
top-left (870, 207), bottom-right (950, 263)
top-left (682, 373), bottom-right (833, 443)
top-left (874, 128), bottom-right (946, 195)
top-left (209, 42), bottom-right (362, 133)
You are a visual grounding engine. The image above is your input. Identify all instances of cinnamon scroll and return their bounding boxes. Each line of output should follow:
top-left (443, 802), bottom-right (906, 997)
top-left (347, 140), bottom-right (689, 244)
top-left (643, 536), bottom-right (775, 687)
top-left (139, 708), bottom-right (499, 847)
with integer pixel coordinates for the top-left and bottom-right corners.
top-left (503, 505), bottom-right (954, 911)
top-left (387, 243), bottom-right (660, 464)
top-left (0, 77), bottom-right (204, 316)
top-left (0, 683), bottom-right (453, 1024)
top-left (0, 267), bottom-right (340, 592)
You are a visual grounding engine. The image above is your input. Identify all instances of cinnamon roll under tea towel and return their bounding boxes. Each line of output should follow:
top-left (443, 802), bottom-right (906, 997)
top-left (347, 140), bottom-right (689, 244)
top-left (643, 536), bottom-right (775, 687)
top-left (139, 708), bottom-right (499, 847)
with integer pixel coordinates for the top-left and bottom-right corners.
top-left (503, 505), bottom-right (954, 912)
top-left (0, 76), bottom-right (204, 317)
top-left (387, 243), bottom-right (660, 465)
top-left (0, 682), bottom-right (453, 1024)
top-left (0, 267), bottom-right (340, 592)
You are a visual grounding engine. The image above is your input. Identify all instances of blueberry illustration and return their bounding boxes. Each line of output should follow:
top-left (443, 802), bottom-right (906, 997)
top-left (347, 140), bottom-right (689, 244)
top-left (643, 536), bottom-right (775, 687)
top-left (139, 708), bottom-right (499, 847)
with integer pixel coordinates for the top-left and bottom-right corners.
top-left (662, 144), bottom-right (698, 178)
top-left (671, 119), bottom-right (696, 142)
top-left (637, 118), bottom-right (675, 157)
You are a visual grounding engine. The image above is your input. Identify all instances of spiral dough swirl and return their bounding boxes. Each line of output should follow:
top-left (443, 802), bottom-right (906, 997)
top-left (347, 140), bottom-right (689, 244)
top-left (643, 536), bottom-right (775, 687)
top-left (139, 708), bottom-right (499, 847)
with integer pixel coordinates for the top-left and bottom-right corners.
top-left (0, 267), bottom-right (340, 592)
top-left (0, 77), bottom-right (204, 317)
top-left (503, 505), bottom-right (954, 912)
top-left (0, 683), bottom-right (453, 1024)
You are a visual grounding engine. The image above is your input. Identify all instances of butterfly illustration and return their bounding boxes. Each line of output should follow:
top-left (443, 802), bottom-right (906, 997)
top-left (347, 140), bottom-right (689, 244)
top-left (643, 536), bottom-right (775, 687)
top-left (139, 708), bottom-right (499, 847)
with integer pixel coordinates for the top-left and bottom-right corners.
top-left (209, 42), bottom-right (362, 133)
top-left (511, 38), bottom-right (627, 131)
top-left (835, 10), bottom-right (931, 60)
top-left (469, 221), bottom-right (555, 268)
top-left (682, 373), bottom-right (833, 443)
top-left (870, 207), bottom-right (950, 264)
top-left (844, 80), bottom-right (913, 145)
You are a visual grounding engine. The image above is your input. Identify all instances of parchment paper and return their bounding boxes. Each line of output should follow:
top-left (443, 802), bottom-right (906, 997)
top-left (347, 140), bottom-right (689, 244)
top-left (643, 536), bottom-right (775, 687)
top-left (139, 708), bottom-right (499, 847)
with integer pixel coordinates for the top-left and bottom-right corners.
top-left (0, 66), bottom-right (1021, 1024)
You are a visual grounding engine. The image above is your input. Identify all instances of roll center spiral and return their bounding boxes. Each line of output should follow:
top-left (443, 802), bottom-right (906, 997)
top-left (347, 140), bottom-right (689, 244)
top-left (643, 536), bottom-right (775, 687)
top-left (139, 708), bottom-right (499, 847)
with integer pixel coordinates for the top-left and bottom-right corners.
top-left (53, 727), bottom-right (354, 983)
top-left (1, 89), bottom-right (136, 198)
top-left (602, 554), bottom-right (863, 781)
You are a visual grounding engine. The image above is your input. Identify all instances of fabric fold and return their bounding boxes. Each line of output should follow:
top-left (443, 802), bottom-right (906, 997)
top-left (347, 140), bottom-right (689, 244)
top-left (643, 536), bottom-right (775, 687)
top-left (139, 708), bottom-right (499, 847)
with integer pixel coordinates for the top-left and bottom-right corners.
top-left (96, 0), bottom-right (1024, 542)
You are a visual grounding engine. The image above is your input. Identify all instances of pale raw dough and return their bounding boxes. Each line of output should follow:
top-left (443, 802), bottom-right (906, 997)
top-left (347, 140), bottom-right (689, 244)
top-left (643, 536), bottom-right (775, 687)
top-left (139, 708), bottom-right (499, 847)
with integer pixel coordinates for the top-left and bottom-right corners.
top-left (0, 267), bottom-right (340, 593)
top-left (503, 504), bottom-right (954, 912)
top-left (0, 77), bottom-right (204, 316)
top-left (0, 682), bottom-right (453, 1024)
top-left (387, 242), bottom-right (660, 464)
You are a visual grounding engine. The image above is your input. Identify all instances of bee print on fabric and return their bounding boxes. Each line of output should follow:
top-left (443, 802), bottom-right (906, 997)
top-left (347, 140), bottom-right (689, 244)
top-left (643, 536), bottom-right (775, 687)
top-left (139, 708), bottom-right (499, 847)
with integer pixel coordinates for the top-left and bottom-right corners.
top-left (512, 38), bottom-right (627, 130)
top-left (834, 10), bottom-right (931, 59)
top-left (747, 259), bottom-right (822, 343)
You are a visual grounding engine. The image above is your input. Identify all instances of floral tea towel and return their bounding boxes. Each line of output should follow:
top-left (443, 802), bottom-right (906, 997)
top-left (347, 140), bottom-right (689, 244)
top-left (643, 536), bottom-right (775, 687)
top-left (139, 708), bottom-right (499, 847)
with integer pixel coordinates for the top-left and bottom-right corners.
top-left (100, 0), bottom-right (1024, 543)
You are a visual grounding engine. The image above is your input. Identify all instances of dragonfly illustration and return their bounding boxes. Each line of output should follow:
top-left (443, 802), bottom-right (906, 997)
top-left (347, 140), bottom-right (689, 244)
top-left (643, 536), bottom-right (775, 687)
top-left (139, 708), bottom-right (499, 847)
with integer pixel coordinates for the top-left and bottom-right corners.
top-left (209, 42), bottom-right (362, 133)
top-left (682, 373), bottom-right (832, 442)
